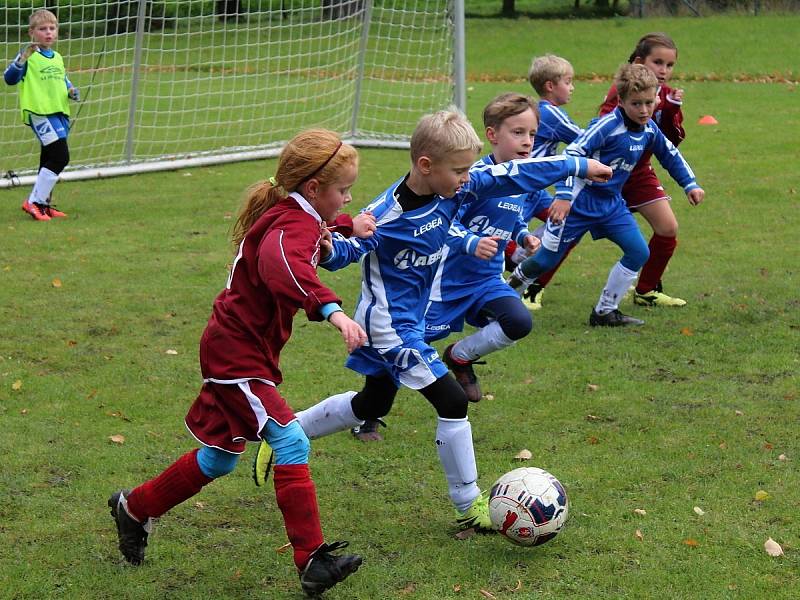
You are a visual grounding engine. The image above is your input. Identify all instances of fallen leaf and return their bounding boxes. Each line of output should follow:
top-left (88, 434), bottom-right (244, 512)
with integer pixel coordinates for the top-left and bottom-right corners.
top-left (21, 408), bottom-right (28, 415)
top-left (165, 349), bottom-right (178, 355)
top-left (455, 528), bottom-right (476, 540)
top-left (763, 442), bottom-right (773, 450)
top-left (633, 508), bottom-right (647, 516)
top-left (755, 490), bottom-right (769, 502)
top-left (12, 379), bottom-right (22, 391)
top-left (719, 442), bottom-right (727, 449)
top-left (764, 538), bottom-right (784, 557)
top-left (734, 410), bottom-right (743, 416)
top-left (400, 583), bottom-right (416, 594)
top-left (587, 436), bottom-right (599, 445)
top-left (586, 414), bottom-right (601, 421)
top-left (67, 340), bottom-right (77, 347)
top-left (480, 590), bottom-right (497, 600)
top-left (452, 584), bottom-right (462, 592)
top-left (483, 393), bottom-right (495, 401)
top-left (195, 501), bottom-right (205, 509)
top-left (778, 454), bottom-right (787, 461)
top-left (587, 383), bottom-right (599, 392)
top-left (635, 529), bottom-right (644, 541)
top-left (276, 542), bottom-right (292, 553)
top-left (680, 327), bottom-right (693, 336)
top-left (52, 278), bottom-right (62, 288)
top-left (512, 580), bottom-right (522, 591)
top-left (514, 449), bottom-right (532, 461)
top-left (693, 506), bottom-right (705, 516)
top-left (683, 538), bottom-right (699, 548)
top-left (231, 569), bottom-right (242, 580)
top-left (109, 434), bottom-right (126, 445)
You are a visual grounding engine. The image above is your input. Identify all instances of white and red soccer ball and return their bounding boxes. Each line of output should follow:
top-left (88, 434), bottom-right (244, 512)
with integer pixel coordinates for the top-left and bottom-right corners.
top-left (488, 467), bottom-right (569, 547)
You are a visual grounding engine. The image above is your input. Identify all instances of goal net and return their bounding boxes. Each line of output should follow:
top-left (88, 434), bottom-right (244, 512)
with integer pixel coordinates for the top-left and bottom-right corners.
top-left (1, 0), bottom-right (463, 187)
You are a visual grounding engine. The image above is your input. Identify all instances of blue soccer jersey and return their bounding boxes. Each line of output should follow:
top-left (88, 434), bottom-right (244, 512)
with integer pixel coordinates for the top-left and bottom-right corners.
top-left (555, 106), bottom-right (700, 219)
top-left (531, 100), bottom-right (584, 158)
top-left (430, 153), bottom-right (539, 304)
top-left (322, 154), bottom-right (589, 351)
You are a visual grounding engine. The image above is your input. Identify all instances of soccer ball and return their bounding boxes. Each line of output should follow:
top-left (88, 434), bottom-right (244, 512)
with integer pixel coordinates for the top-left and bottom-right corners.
top-left (488, 467), bottom-right (569, 547)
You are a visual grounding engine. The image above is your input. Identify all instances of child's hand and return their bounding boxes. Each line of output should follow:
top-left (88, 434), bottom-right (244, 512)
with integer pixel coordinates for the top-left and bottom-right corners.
top-left (68, 87), bottom-right (80, 101)
top-left (548, 199), bottom-right (572, 225)
top-left (352, 212), bottom-right (376, 238)
top-left (329, 312), bottom-right (368, 353)
top-left (18, 43), bottom-right (37, 63)
top-left (319, 227), bottom-right (333, 258)
top-left (522, 234), bottom-right (540, 255)
top-left (585, 159), bottom-right (613, 182)
top-left (670, 88), bottom-right (685, 103)
top-left (687, 187), bottom-right (704, 206)
top-left (474, 236), bottom-right (500, 260)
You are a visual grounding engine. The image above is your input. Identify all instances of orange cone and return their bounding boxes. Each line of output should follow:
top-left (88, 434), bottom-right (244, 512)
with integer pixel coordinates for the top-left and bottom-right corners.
top-left (697, 115), bottom-right (718, 125)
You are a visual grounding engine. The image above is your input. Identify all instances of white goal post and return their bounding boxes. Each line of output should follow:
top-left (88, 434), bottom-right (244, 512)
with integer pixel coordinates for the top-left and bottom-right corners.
top-left (1, 0), bottom-right (465, 188)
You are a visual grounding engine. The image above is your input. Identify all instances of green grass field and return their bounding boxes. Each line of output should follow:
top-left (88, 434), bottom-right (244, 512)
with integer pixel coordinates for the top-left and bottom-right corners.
top-left (1, 15), bottom-right (799, 600)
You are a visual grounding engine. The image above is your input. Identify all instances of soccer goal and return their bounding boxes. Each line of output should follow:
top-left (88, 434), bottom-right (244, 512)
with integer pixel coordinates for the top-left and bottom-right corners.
top-left (0, 0), bottom-right (465, 187)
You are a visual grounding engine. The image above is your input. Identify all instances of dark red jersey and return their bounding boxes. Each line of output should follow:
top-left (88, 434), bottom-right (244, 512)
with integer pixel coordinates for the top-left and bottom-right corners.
top-left (199, 194), bottom-right (341, 385)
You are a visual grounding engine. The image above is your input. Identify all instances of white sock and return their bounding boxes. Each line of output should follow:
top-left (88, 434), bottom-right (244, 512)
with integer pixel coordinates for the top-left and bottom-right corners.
top-left (451, 321), bottom-right (514, 362)
top-left (595, 261), bottom-right (638, 315)
top-left (295, 391), bottom-right (361, 439)
top-left (435, 417), bottom-right (480, 512)
top-left (30, 168), bottom-right (58, 205)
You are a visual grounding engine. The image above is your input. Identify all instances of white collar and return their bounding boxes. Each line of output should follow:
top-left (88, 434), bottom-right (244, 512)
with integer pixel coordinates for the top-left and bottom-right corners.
top-left (289, 191), bottom-right (322, 224)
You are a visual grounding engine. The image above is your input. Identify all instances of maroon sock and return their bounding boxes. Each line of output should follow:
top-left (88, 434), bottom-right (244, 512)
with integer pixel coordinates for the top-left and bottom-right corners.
top-left (536, 242), bottom-right (575, 287)
top-left (636, 234), bottom-right (678, 294)
top-left (273, 464), bottom-right (325, 571)
top-left (126, 448), bottom-right (213, 520)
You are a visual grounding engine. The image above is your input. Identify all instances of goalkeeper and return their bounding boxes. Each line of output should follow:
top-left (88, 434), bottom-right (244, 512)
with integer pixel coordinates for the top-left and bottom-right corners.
top-left (4, 9), bottom-right (79, 221)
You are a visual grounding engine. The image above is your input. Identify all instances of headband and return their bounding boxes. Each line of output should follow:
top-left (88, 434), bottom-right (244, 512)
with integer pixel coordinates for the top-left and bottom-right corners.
top-left (300, 141), bottom-right (343, 184)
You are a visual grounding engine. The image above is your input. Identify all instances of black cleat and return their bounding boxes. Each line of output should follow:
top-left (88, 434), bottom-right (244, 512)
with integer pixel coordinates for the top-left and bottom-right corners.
top-left (299, 541), bottom-right (362, 597)
top-left (443, 344), bottom-right (483, 402)
top-left (589, 309), bottom-right (644, 327)
top-left (351, 418), bottom-right (386, 442)
top-left (108, 490), bottom-right (152, 565)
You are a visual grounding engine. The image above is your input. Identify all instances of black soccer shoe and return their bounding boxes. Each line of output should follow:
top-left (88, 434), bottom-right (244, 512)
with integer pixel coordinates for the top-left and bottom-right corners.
top-left (589, 308), bottom-right (645, 327)
top-left (108, 490), bottom-right (152, 565)
top-left (443, 344), bottom-right (483, 402)
top-left (351, 418), bottom-right (387, 442)
top-left (299, 541), bottom-right (363, 597)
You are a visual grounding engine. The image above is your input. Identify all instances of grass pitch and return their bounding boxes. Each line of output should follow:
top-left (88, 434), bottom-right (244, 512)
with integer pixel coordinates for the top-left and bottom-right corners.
top-left (1, 15), bottom-right (799, 600)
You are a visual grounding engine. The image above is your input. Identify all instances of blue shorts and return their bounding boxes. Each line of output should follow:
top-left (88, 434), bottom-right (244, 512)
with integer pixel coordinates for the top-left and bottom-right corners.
top-left (424, 277), bottom-right (518, 342)
top-left (29, 114), bottom-right (70, 146)
top-left (542, 200), bottom-right (638, 253)
top-left (346, 339), bottom-right (448, 390)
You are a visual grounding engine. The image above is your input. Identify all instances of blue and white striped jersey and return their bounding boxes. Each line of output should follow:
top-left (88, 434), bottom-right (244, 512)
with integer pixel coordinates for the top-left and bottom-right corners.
top-left (322, 154), bottom-right (588, 349)
top-left (531, 100), bottom-right (584, 158)
top-left (555, 107), bottom-right (699, 218)
top-left (430, 153), bottom-right (545, 303)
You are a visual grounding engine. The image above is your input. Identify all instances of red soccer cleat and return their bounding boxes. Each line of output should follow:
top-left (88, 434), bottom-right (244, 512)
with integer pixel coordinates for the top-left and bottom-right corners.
top-left (45, 205), bottom-right (68, 218)
top-left (22, 200), bottom-right (51, 221)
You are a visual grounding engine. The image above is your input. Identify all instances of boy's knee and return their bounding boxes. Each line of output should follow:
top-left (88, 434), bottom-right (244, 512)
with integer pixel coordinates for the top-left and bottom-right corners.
top-left (196, 446), bottom-right (239, 479)
top-left (266, 420), bottom-right (311, 465)
top-left (499, 309), bottom-right (532, 341)
top-left (351, 388), bottom-right (394, 420)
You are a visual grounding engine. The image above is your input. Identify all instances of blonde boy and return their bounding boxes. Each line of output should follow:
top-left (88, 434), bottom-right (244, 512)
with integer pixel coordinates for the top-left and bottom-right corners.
top-left (4, 9), bottom-right (79, 220)
top-left (258, 108), bottom-right (612, 536)
top-left (528, 54), bottom-right (583, 158)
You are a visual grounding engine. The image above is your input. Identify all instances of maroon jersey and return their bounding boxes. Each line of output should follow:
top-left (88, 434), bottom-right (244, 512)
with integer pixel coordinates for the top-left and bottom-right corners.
top-left (199, 193), bottom-right (341, 386)
top-left (600, 83), bottom-right (686, 207)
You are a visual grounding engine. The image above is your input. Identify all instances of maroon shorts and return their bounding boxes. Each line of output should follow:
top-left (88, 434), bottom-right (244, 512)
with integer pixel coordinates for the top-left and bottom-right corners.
top-left (623, 163), bottom-right (671, 211)
top-left (185, 379), bottom-right (296, 454)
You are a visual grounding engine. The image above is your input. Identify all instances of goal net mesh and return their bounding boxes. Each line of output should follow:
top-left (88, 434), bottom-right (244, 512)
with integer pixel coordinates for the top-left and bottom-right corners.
top-left (1, 0), bottom-right (456, 181)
